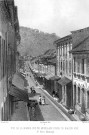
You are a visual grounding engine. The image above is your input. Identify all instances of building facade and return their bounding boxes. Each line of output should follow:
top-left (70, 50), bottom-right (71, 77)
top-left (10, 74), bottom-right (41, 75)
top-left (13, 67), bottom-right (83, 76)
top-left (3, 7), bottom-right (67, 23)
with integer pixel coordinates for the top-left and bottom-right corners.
top-left (54, 35), bottom-right (73, 109)
top-left (71, 27), bottom-right (89, 120)
top-left (0, 0), bottom-right (20, 121)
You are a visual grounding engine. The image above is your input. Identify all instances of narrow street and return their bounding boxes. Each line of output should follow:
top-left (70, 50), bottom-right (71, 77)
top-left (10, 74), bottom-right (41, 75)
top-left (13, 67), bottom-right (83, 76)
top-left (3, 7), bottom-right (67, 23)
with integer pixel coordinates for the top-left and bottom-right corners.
top-left (25, 70), bottom-right (74, 121)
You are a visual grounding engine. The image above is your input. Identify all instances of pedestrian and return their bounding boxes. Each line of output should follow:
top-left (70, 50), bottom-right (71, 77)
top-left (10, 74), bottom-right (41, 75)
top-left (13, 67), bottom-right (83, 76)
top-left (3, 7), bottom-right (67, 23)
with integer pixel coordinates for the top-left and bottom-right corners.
top-left (35, 81), bottom-right (38, 86)
top-left (27, 102), bottom-right (30, 110)
top-left (39, 95), bottom-right (42, 105)
top-left (42, 96), bottom-right (45, 105)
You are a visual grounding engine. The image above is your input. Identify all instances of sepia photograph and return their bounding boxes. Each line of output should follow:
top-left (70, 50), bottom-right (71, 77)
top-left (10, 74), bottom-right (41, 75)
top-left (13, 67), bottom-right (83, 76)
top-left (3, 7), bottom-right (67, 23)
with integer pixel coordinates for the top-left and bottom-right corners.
top-left (0, 0), bottom-right (89, 134)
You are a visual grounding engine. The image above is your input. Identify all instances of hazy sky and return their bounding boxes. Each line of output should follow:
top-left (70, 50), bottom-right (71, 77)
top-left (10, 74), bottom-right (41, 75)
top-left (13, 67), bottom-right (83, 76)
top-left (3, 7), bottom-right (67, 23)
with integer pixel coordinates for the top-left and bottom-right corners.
top-left (15, 0), bottom-right (89, 37)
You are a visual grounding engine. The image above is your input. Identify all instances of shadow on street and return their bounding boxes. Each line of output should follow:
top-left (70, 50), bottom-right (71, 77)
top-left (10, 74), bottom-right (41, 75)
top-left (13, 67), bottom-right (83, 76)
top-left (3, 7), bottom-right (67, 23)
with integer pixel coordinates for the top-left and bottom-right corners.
top-left (24, 79), bottom-right (29, 87)
top-left (35, 104), bottom-right (44, 121)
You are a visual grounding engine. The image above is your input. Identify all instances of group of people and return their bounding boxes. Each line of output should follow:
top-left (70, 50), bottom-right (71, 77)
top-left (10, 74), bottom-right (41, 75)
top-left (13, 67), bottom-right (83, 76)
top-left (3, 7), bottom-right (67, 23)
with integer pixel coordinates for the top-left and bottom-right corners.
top-left (39, 95), bottom-right (46, 105)
top-left (30, 86), bottom-right (36, 94)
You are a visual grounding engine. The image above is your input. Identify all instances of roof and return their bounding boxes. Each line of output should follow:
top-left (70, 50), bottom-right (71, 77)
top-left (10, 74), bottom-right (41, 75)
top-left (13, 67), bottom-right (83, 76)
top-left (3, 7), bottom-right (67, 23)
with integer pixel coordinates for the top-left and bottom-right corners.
top-left (70, 36), bottom-right (89, 53)
top-left (49, 75), bottom-right (60, 81)
top-left (42, 49), bottom-right (56, 59)
top-left (54, 34), bottom-right (72, 45)
top-left (71, 27), bottom-right (89, 33)
top-left (58, 77), bottom-right (71, 86)
top-left (12, 73), bottom-right (25, 90)
top-left (47, 58), bottom-right (56, 65)
top-left (45, 74), bottom-right (54, 80)
top-left (34, 49), bottom-right (56, 64)
top-left (35, 72), bottom-right (46, 77)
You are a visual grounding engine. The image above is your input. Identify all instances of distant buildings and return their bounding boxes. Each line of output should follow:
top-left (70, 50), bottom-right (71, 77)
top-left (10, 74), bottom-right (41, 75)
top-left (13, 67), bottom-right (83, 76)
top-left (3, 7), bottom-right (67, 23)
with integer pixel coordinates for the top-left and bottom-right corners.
top-left (0, 0), bottom-right (20, 120)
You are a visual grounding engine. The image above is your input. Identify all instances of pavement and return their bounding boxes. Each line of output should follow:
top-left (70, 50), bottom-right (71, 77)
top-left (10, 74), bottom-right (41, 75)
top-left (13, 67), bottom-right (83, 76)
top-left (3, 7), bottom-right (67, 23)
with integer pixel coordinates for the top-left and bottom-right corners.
top-left (11, 101), bottom-right (30, 121)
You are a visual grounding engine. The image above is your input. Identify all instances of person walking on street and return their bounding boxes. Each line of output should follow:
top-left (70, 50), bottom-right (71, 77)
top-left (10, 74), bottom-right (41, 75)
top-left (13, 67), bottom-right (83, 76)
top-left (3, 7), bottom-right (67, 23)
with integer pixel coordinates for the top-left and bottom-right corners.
top-left (42, 96), bottom-right (45, 105)
top-left (39, 95), bottom-right (42, 105)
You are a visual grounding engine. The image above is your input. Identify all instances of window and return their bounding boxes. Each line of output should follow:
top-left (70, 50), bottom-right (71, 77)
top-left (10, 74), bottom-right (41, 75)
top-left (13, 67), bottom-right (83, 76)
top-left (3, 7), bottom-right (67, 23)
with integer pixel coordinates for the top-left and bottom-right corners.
top-left (63, 60), bottom-right (65, 71)
top-left (77, 59), bottom-right (80, 73)
top-left (0, 36), bottom-right (1, 63)
top-left (87, 92), bottom-right (89, 108)
top-left (0, 36), bottom-right (1, 80)
top-left (62, 46), bottom-right (63, 56)
top-left (87, 59), bottom-right (89, 75)
top-left (2, 40), bottom-right (6, 77)
top-left (4, 40), bottom-right (6, 74)
top-left (69, 61), bottom-right (71, 74)
top-left (60, 46), bottom-right (62, 56)
top-left (78, 87), bottom-right (80, 103)
top-left (81, 59), bottom-right (84, 74)
top-left (63, 45), bottom-right (65, 56)
top-left (66, 44), bottom-right (67, 57)
top-left (66, 60), bottom-right (68, 74)
top-left (69, 45), bottom-right (71, 57)
top-left (61, 61), bottom-right (62, 70)
top-left (69, 43), bottom-right (72, 58)
top-left (59, 61), bottom-right (60, 71)
top-left (74, 57), bottom-right (76, 72)
top-left (64, 45), bottom-right (66, 56)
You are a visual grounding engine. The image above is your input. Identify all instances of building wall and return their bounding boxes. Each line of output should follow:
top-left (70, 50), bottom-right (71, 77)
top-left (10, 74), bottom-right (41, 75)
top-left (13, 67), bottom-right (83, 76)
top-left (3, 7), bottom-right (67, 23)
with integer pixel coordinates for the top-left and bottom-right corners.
top-left (0, 0), bottom-right (9, 121)
top-left (56, 37), bottom-right (72, 79)
top-left (0, 0), bottom-right (19, 121)
top-left (73, 54), bottom-right (89, 119)
top-left (72, 27), bottom-right (89, 48)
top-left (71, 28), bottom-right (89, 120)
top-left (55, 35), bottom-right (73, 109)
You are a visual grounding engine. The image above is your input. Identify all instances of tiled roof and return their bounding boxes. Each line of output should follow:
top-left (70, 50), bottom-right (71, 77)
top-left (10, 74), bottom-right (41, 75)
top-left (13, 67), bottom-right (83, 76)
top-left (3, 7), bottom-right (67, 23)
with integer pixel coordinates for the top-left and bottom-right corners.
top-left (54, 34), bottom-right (72, 45)
top-left (47, 57), bottom-right (56, 64)
top-left (70, 36), bottom-right (89, 53)
top-left (58, 77), bottom-right (71, 86)
top-left (50, 75), bottom-right (60, 81)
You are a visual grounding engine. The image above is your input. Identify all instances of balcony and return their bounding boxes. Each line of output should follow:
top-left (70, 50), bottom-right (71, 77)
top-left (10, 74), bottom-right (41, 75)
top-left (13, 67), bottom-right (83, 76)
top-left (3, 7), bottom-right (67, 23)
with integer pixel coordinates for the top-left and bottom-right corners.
top-left (73, 72), bottom-right (86, 81)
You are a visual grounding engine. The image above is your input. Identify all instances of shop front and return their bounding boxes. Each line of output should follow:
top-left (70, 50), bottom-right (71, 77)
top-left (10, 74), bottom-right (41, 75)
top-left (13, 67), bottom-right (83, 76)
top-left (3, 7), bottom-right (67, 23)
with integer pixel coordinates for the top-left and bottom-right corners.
top-left (49, 76), bottom-right (61, 97)
top-left (58, 77), bottom-right (72, 109)
top-left (44, 74), bottom-right (54, 94)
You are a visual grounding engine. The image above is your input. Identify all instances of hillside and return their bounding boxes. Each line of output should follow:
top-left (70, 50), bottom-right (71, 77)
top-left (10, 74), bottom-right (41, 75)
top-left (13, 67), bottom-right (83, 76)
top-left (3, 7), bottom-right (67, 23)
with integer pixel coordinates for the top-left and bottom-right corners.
top-left (18, 26), bottom-right (59, 57)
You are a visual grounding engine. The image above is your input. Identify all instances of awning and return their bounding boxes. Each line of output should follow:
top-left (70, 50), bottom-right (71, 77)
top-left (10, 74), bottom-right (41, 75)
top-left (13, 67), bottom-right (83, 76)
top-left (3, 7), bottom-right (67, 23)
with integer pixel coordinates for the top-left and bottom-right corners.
top-left (45, 74), bottom-right (54, 80)
top-left (9, 73), bottom-right (29, 102)
top-left (47, 58), bottom-right (56, 65)
top-left (9, 73), bottom-right (41, 102)
top-left (36, 72), bottom-right (46, 78)
top-left (9, 85), bottom-right (29, 102)
top-left (57, 77), bottom-right (71, 86)
top-left (12, 73), bottom-right (25, 90)
top-left (49, 75), bottom-right (61, 81)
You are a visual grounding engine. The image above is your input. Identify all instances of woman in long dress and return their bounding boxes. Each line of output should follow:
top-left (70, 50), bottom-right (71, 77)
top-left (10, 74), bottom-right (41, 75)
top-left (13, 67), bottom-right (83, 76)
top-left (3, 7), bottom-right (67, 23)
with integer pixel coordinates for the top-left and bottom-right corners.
top-left (39, 95), bottom-right (42, 105)
top-left (42, 96), bottom-right (45, 105)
